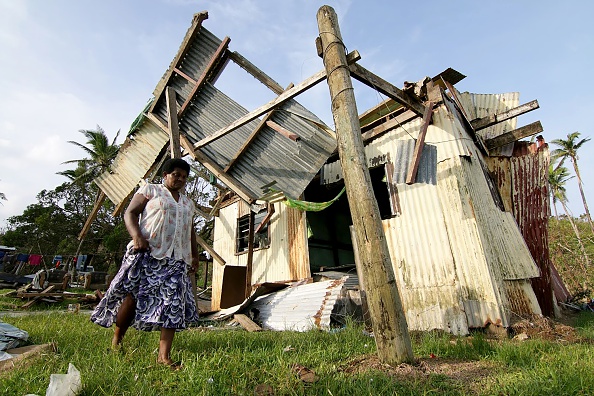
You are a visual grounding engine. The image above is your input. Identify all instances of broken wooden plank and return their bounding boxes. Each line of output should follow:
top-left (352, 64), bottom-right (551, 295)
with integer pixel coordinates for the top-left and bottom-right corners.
top-left (78, 191), bottom-right (106, 240)
top-left (21, 285), bottom-right (55, 309)
top-left (194, 50), bottom-right (361, 150)
top-left (484, 121), bottom-right (543, 151)
top-left (349, 63), bottom-right (426, 116)
top-left (233, 313), bottom-right (262, 332)
top-left (180, 134), bottom-right (196, 160)
top-left (166, 87), bottom-right (182, 159)
top-left (361, 110), bottom-right (418, 143)
top-left (228, 51), bottom-right (284, 95)
top-left (0, 343), bottom-right (56, 372)
top-left (266, 120), bottom-right (300, 142)
top-left (471, 100), bottom-right (539, 131)
top-left (179, 36), bottom-right (231, 116)
top-left (149, 11), bottom-right (209, 111)
top-left (406, 101), bottom-right (434, 184)
top-left (195, 233), bottom-right (226, 266)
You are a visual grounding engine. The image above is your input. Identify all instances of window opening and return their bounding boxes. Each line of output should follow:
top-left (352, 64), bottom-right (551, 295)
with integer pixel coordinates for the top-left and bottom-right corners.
top-left (236, 208), bottom-right (270, 253)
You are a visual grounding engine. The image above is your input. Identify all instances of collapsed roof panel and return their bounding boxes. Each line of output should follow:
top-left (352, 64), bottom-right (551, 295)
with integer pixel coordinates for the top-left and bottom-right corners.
top-left (95, 120), bottom-right (169, 207)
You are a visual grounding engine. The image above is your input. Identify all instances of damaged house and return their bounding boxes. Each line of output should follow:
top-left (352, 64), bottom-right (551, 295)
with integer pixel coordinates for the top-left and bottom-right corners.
top-left (90, 11), bottom-right (556, 335)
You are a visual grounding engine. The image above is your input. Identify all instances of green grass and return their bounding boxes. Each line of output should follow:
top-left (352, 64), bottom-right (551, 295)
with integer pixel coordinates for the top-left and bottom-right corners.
top-left (0, 312), bottom-right (593, 395)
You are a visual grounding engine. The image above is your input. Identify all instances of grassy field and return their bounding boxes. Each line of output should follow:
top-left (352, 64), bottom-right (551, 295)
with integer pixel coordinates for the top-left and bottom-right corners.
top-left (0, 307), bottom-right (592, 395)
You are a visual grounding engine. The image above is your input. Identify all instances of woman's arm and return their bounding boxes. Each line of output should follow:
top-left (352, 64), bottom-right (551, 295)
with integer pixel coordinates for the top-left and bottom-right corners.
top-left (124, 193), bottom-right (150, 251)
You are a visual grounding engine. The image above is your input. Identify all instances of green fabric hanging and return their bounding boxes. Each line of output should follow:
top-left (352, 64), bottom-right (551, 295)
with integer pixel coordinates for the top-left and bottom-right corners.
top-left (282, 187), bottom-right (346, 212)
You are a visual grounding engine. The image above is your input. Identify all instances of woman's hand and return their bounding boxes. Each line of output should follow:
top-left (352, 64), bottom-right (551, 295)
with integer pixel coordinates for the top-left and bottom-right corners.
top-left (132, 235), bottom-right (149, 252)
top-left (189, 256), bottom-right (199, 273)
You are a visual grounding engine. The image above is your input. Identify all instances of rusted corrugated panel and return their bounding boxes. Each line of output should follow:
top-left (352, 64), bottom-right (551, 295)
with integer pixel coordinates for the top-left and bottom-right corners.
top-left (503, 280), bottom-right (542, 317)
top-left (250, 278), bottom-right (346, 331)
top-left (95, 121), bottom-right (169, 206)
top-left (485, 156), bottom-right (513, 213)
top-left (212, 201), bottom-right (304, 310)
top-left (511, 142), bottom-right (554, 316)
top-left (457, 91), bottom-right (519, 157)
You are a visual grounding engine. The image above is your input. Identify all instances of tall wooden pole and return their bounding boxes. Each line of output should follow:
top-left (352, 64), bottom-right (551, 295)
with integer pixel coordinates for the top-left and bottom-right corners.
top-left (317, 5), bottom-right (413, 365)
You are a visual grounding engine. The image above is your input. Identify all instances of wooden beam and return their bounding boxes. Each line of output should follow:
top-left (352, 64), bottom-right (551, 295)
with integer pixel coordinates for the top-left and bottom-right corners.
top-left (166, 87), bottom-right (182, 159)
top-left (224, 84), bottom-right (294, 173)
top-left (406, 102), bottom-right (434, 184)
top-left (484, 121), bottom-right (543, 151)
top-left (22, 285), bottom-right (55, 309)
top-left (78, 191), bottom-right (106, 240)
top-left (255, 203), bottom-right (274, 233)
top-left (360, 110), bottom-right (417, 143)
top-left (471, 100), bottom-right (540, 131)
top-left (195, 233), bottom-right (226, 266)
top-left (224, 110), bottom-right (276, 173)
top-left (194, 69), bottom-right (327, 149)
top-left (228, 51), bottom-right (284, 95)
top-left (349, 63), bottom-right (426, 116)
top-left (266, 120), bottom-right (300, 142)
top-left (193, 50), bottom-right (360, 150)
top-left (179, 36), bottom-right (231, 116)
top-left (179, 134), bottom-right (196, 160)
top-left (192, 148), bottom-right (255, 203)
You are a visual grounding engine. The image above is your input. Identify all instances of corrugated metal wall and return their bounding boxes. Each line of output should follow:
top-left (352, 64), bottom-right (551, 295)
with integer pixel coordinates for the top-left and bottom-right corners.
top-left (317, 94), bottom-right (542, 333)
top-left (211, 200), bottom-right (310, 310)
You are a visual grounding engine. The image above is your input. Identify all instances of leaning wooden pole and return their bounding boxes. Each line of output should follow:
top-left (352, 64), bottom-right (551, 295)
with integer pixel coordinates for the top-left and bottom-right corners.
top-left (317, 5), bottom-right (413, 365)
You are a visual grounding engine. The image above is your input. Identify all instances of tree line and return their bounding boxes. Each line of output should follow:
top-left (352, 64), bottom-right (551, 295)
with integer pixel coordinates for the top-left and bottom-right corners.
top-left (0, 126), bottom-right (216, 273)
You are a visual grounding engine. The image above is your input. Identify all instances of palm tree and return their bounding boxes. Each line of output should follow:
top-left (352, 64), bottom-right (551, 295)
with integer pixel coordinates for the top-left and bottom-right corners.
top-left (551, 132), bottom-right (593, 233)
top-left (61, 126), bottom-right (120, 183)
top-left (548, 164), bottom-right (589, 270)
top-left (59, 126), bottom-right (120, 274)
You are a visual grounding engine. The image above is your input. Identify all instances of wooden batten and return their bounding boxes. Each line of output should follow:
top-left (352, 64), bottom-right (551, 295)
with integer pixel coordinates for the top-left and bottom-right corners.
top-left (266, 120), bottom-right (300, 142)
top-left (471, 100), bottom-right (539, 131)
top-left (484, 121), bottom-right (543, 151)
top-left (78, 191), bottom-right (106, 240)
top-left (173, 67), bottom-right (197, 85)
top-left (361, 110), bottom-right (418, 143)
top-left (228, 51), bottom-right (285, 95)
top-left (195, 233), bottom-right (225, 266)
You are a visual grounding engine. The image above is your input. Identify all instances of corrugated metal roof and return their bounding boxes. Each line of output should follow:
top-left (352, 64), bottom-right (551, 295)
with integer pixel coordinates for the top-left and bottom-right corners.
top-left (95, 120), bottom-right (169, 206)
top-left (250, 278), bottom-right (346, 331)
top-left (147, 22), bottom-right (336, 201)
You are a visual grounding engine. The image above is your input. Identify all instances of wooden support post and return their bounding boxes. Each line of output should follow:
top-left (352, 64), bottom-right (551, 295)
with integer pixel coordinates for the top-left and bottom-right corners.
top-left (166, 87), bottom-right (182, 159)
top-left (317, 5), bottom-right (413, 365)
top-left (78, 191), bottom-right (106, 240)
top-left (245, 210), bottom-right (255, 298)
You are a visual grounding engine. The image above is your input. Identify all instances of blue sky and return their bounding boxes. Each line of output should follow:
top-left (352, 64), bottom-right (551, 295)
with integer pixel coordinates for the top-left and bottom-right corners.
top-left (1, 0), bottom-right (593, 225)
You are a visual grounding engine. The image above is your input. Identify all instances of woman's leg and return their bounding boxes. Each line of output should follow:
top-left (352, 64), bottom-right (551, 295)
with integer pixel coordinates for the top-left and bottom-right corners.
top-left (112, 293), bottom-right (136, 347)
top-left (157, 328), bottom-right (176, 365)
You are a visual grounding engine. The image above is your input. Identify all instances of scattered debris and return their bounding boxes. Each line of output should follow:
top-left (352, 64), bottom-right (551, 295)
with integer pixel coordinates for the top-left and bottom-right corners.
top-left (509, 315), bottom-right (581, 343)
top-left (291, 363), bottom-right (319, 384)
top-left (233, 314), bottom-right (262, 332)
top-left (45, 363), bottom-right (82, 396)
top-left (0, 343), bottom-right (55, 372)
top-left (254, 383), bottom-right (275, 396)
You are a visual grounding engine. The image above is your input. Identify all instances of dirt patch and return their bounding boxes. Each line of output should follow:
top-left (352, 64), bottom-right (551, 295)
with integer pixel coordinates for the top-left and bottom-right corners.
top-left (338, 354), bottom-right (496, 394)
top-left (509, 314), bottom-right (582, 343)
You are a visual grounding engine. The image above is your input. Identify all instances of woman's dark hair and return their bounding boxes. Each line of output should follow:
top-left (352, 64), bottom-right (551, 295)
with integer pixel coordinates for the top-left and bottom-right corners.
top-left (162, 158), bottom-right (190, 175)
